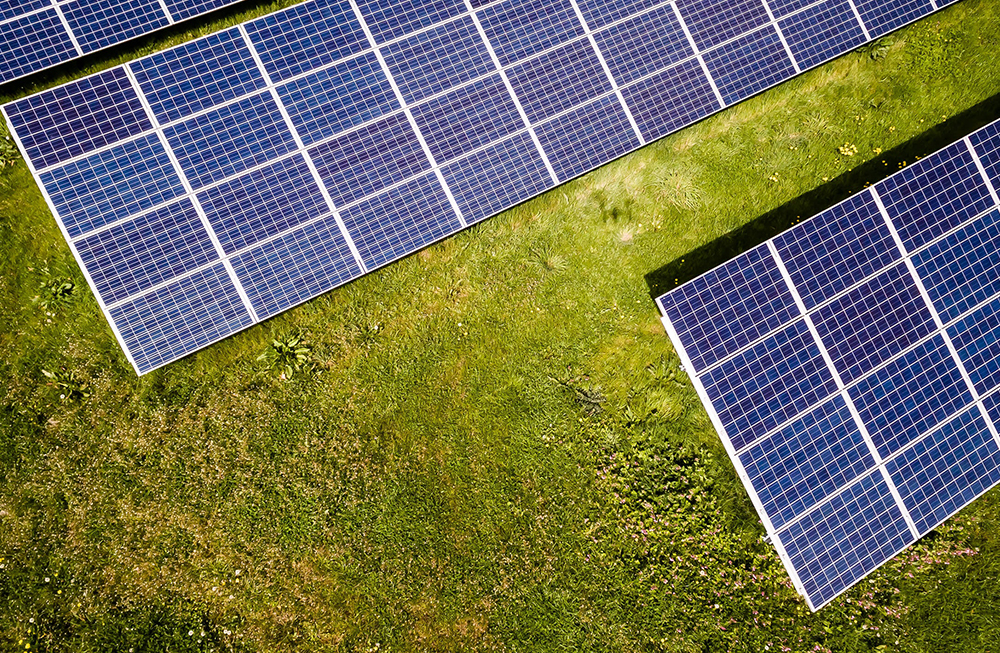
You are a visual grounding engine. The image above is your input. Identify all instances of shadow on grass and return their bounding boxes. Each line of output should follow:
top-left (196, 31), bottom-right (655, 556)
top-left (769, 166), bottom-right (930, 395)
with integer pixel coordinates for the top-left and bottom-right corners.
top-left (644, 90), bottom-right (1000, 300)
top-left (0, 0), bottom-right (278, 97)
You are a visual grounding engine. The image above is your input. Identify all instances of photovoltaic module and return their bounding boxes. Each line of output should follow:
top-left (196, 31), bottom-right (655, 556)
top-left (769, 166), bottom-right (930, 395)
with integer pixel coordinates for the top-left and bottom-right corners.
top-left (656, 120), bottom-right (1000, 609)
top-left (0, 0), bottom-right (246, 85)
top-left (2, 0), bottom-right (960, 373)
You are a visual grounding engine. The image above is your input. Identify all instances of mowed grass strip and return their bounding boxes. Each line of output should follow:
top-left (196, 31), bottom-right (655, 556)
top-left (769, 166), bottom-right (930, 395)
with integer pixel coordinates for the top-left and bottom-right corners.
top-left (2, 2), bottom-right (1000, 651)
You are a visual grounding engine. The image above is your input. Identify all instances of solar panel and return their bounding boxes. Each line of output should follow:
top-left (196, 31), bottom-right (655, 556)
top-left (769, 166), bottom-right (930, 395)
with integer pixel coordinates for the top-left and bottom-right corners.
top-left (656, 121), bottom-right (1000, 610)
top-left (3, 0), bottom-right (957, 374)
top-left (0, 0), bottom-right (247, 85)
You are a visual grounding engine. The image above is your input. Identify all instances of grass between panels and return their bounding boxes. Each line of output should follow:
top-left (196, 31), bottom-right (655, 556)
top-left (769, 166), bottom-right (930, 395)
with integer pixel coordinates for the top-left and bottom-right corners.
top-left (2, 2), bottom-right (1000, 651)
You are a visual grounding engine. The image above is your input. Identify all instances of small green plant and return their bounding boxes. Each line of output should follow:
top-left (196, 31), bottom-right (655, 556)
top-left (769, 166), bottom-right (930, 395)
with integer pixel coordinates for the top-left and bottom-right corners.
top-left (859, 37), bottom-right (893, 61)
top-left (257, 334), bottom-right (316, 379)
top-left (31, 267), bottom-right (77, 313)
top-left (526, 242), bottom-right (568, 271)
top-left (41, 368), bottom-right (90, 402)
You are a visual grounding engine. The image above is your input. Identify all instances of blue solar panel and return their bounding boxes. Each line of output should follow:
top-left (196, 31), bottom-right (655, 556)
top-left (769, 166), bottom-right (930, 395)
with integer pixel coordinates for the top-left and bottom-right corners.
top-left (913, 209), bottom-right (1000, 324)
top-left (620, 57), bottom-right (721, 142)
top-left (535, 94), bottom-right (640, 181)
top-left (109, 263), bottom-right (253, 374)
top-left (355, 0), bottom-right (464, 44)
top-left (476, 0), bottom-right (583, 67)
top-left (6, 68), bottom-right (151, 171)
top-left (700, 320), bottom-right (838, 451)
top-left (876, 142), bottom-right (994, 253)
top-left (382, 16), bottom-right (495, 105)
top-left (702, 26), bottom-right (797, 106)
top-left (576, 0), bottom-right (660, 29)
top-left (244, 0), bottom-right (367, 84)
top-left (658, 118), bottom-right (1000, 610)
top-left (507, 39), bottom-right (612, 124)
top-left (442, 131), bottom-right (553, 224)
top-left (0, 11), bottom-right (77, 83)
top-left (778, 0), bottom-right (868, 70)
top-left (309, 112), bottom-right (430, 208)
top-left (276, 52), bottom-right (399, 147)
top-left (675, 0), bottom-right (770, 51)
top-left (658, 243), bottom-right (799, 373)
top-left (887, 407), bottom-right (1000, 535)
top-left (779, 471), bottom-right (914, 608)
top-left (410, 74), bottom-right (524, 163)
top-left (591, 5), bottom-right (693, 86)
top-left (198, 154), bottom-right (331, 254)
top-left (130, 28), bottom-right (267, 125)
top-left (40, 133), bottom-right (185, 239)
top-left (164, 93), bottom-right (297, 190)
top-left (811, 262), bottom-right (936, 384)
top-left (739, 395), bottom-right (875, 530)
top-left (854, 0), bottom-right (933, 38)
top-left (62, 0), bottom-right (169, 54)
top-left (75, 199), bottom-right (218, 305)
top-left (968, 122), bottom-right (1000, 191)
top-left (339, 173), bottom-right (462, 270)
top-left (948, 297), bottom-right (1000, 397)
top-left (774, 191), bottom-right (900, 311)
top-left (1, 0), bottom-right (51, 23)
top-left (849, 334), bottom-right (973, 459)
top-left (230, 215), bottom-right (363, 320)
top-left (3, 0), bottom-right (966, 381)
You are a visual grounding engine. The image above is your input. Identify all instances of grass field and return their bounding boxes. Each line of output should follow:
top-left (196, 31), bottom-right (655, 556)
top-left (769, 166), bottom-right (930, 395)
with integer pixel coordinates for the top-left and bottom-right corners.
top-left (2, 2), bottom-right (1000, 651)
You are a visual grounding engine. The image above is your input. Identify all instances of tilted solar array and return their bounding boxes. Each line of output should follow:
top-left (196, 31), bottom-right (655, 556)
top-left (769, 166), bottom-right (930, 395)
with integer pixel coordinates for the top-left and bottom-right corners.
top-left (0, 0), bottom-right (247, 85)
top-left (656, 119), bottom-right (1000, 610)
top-left (2, 0), bottom-right (960, 373)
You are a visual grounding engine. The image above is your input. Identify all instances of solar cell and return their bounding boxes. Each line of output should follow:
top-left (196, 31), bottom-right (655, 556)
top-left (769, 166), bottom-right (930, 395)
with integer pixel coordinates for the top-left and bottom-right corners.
top-left (738, 394), bottom-right (874, 530)
top-left (0, 0), bottom-right (248, 84)
top-left (778, 0), bottom-right (868, 70)
top-left (702, 26), bottom-right (796, 106)
top-left (0, 11), bottom-right (77, 83)
top-left (3, 0), bottom-right (966, 379)
top-left (62, 0), bottom-right (170, 54)
top-left (442, 131), bottom-right (553, 223)
top-left (164, 92), bottom-right (297, 190)
top-left (198, 154), bottom-right (331, 254)
top-left (39, 133), bottom-right (185, 239)
top-left (534, 94), bottom-right (640, 180)
top-left (853, 0), bottom-right (933, 38)
top-left (591, 5), bottom-right (693, 86)
top-left (658, 118), bottom-right (1000, 609)
top-left (507, 39), bottom-right (612, 123)
top-left (810, 262), bottom-right (936, 385)
top-left (75, 199), bottom-right (218, 304)
top-left (130, 28), bottom-right (267, 125)
top-left (886, 407), bottom-right (1000, 535)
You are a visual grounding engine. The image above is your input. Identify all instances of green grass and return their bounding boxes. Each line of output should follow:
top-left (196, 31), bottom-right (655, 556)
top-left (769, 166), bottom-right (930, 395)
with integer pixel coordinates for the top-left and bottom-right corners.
top-left (2, 2), bottom-right (1000, 651)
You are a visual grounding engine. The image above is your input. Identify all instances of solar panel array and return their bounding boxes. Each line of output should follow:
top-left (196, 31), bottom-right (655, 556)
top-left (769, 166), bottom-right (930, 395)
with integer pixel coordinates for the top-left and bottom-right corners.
top-left (656, 119), bottom-right (1000, 610)
top-left (3, 0), bottom-right (958, 373)
top-left (0, 0), bottom-right (246, 85)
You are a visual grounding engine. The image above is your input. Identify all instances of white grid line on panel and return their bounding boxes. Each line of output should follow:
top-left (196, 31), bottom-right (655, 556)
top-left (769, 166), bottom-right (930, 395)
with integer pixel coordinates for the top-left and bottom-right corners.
top-left (565, 0), bottom-right (646, 145)
top-left (122, 65), bottom-right (261, 323)
top-left (0, 104), bottom-right (140, 373)
top-left (49, 0), bottom-right (84, 56)
top-left (667, 1), bottom-right (726, 108)
top-left (842, 0), bottom-right (873, 41)
top-left (659, 313), bottom-right (810, 603)
top-left (965, 136), bottom-right (1000, 206)
top-left (348, 0), bottom-right (469, 227)
top-left (759, 0), bottom-right (802, 73)
top-left (766, 240), bottom-right (921, 540)
top-left (236, 23), bottom-right (369, 274)
top-left (156, 0), bottom-right (176, 24)
top-left (462, 0), bottom-right (561, 184)
top-left (870, 185), bottom-right (1000, 449)
top-left (930, 0), bottom-right (939, 9)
